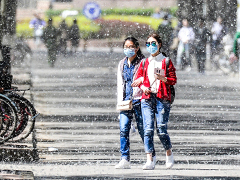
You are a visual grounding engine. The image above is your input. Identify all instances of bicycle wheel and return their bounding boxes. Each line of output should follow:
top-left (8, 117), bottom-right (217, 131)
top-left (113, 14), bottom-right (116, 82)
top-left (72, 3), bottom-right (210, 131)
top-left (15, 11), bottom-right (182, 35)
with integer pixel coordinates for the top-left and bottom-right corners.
top-left (0, 94), bottom-right (18, 144)
top-left (6, 93), bottom-right (38, 142)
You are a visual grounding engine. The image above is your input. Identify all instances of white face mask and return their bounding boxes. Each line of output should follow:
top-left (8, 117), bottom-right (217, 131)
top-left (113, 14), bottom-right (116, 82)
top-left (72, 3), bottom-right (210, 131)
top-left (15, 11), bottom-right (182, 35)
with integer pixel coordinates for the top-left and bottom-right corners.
top-left (147, 45), bottom-right (158, 54)
top-left (124, 48), bottom-right (136, 57)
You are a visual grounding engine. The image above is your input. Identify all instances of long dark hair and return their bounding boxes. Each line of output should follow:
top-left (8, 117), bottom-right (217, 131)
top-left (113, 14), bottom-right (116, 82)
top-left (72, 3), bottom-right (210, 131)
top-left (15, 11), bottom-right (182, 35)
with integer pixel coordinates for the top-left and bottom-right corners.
top-left (147, 33), bottom-right (167, 57)
top-left (123, 36), bottom-right (145, 58)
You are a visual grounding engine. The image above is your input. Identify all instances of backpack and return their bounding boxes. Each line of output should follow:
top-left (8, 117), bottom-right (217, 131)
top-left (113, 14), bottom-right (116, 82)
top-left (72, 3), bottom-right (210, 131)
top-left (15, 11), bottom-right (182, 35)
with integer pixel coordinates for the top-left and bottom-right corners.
top-left (165, 58), bottom-right (175, 104)
top-left (142, 57), bottom-right (175, 104)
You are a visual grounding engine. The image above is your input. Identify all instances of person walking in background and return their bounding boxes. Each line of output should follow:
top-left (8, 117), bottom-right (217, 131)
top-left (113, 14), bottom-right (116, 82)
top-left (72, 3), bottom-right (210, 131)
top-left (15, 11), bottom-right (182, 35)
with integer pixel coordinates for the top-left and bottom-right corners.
top-left (194, 17), bottom-right (211, 74)
top-left (58, 19), bottom-right (69, 56)
top-left (132, 33), bottom-right (177, 170)
top-left (29, 13), bottom-right (46, 48)
top-left (115, 36), bottom-right (156, 169)
top-left (69, 19), bottom-right (80, 54)
top-left (157, 14), bottom-right (173, 56)
top-left (42, 18), bottom-right (58, 67)
top-left (232, 31), bottom-right (240, 59)
top-left (211, 16), bottom-right (227, 70)
top-left (176, 18), bottom-right (195, 71)
top-left (152, 8), bottom-right (161, 19)
top-left (229, 31), bottom-right (240, 73)
top-left (169, 21), bottom-right (182, 65)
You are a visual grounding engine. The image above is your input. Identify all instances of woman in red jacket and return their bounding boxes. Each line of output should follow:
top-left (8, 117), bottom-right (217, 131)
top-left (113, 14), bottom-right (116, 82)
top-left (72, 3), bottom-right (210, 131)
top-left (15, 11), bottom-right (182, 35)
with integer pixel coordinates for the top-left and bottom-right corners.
top-left (132, 33), bottom-right (177, 170)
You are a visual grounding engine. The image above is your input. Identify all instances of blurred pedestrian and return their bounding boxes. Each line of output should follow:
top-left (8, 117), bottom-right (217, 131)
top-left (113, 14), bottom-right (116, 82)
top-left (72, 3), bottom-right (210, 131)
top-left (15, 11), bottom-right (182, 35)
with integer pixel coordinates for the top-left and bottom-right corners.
top-left (42, 18), bottom-right (58, 67)
top-left (157, 14), bottom-right (173, 56)
top-left (210, 16), bottom-right (227, 70)
top-left (176, 18), bottom-right (195, 71)
top-left (194, 17), bottom-right (211, 74)
top-left (69, 19), bottom-right (80, 54)
top-left (230, 31), bottom-right (240, 72)
top-left (152, 8), bottom-right (161, 19)
top-left (29, 13), bottom-right (46, 48)
top-left (58, 19), bottom-right (69, 56)
top-left (169, 21), bottom-right (182, 65)
top-left (132, 33), bottom-right (177, 170)
top-left (232, 31), bottom-right (240, 59)
top-left (115, 36), bottom-right (156, 169)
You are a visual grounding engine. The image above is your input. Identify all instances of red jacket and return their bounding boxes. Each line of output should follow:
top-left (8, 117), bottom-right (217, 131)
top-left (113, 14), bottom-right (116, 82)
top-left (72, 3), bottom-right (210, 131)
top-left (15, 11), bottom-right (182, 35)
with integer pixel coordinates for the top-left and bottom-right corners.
top-left (135, 57), bottom-right (177, 102)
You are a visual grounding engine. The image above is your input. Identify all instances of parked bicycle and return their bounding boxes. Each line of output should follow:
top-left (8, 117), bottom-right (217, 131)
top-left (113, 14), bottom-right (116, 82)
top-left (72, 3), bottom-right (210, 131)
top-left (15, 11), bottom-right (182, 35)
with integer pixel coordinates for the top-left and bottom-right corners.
top-left (0, 93), bottom-right (18, 144)
top-left (0, 87), bottom-right (39, 144)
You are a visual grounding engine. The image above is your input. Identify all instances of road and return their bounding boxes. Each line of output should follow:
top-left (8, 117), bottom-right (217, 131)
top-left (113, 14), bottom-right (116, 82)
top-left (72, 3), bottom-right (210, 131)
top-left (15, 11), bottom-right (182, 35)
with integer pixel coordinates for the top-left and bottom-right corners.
top-left (0, 49), bottom-right (240, 179)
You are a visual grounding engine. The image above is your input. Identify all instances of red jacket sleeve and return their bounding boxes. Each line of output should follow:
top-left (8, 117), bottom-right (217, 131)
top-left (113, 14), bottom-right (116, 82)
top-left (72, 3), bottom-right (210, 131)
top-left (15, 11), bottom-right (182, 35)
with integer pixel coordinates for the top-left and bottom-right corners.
top-left (164, 59), bottom-right (177, 85)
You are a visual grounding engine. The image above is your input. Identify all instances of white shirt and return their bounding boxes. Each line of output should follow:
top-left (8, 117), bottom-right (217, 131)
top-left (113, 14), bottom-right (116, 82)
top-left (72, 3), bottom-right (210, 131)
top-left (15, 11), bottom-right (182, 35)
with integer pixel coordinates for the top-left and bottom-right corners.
top-left (211, 22), bottom-right (223, 41)
top-left (148, 53), bottom-right (166, 93)
top-left (178, 26), bottom-right (195, 43)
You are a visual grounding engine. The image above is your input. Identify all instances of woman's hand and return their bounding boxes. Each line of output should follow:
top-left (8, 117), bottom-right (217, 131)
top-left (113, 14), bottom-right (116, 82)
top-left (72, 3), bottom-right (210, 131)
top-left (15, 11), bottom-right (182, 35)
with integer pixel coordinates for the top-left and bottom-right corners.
top-left (155, 73), bottom-right (167, 82)
top-left (141, 86), bottom-right (151, 95)
top-left (131, 78), bottom-right (142, 87)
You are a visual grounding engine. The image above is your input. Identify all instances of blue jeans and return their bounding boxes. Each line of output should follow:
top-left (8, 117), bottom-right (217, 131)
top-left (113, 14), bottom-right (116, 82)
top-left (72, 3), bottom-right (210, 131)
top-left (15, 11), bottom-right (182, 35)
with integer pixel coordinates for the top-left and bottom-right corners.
top-left (119, 101), bottom-right (144, 161)
top-left (176, 41), bottom-right (191, 66)
top-left (141, 94), bottom-right (172, 154)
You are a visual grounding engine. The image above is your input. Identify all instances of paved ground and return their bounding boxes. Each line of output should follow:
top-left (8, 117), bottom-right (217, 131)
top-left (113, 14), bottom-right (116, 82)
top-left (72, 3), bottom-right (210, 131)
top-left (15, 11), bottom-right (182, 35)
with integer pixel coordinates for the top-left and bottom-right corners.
top-left (0, 48), bottom-right (240, 179)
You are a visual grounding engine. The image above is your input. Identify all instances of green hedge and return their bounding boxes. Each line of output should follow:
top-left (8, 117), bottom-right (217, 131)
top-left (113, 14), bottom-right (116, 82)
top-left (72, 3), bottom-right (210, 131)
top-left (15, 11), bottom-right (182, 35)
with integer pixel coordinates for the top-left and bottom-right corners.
top-left (45, 9), bottom-right (64, 17)
top-left (168, 7), bottom-right (178, 17)
top-left (18, 8), bottom-right (178, 39)
top-left (101, 8), bottom-right (154, 16)
top-left (45, 9), bottom-right (83, 17)
top-left (45, 7), bottom-right (178, 18)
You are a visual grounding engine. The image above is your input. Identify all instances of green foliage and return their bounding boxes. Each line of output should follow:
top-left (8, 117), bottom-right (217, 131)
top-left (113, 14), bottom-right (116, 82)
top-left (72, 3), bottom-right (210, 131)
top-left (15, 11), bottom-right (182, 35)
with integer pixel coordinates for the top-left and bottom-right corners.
top-left (44, 7), bottom-right (178, 18)
top-left (101, 8), bottom-right (154, 16)
top-left (169, 6), bottom-right (178, 17)
top-left (16, 21), bottom-right (33, 38)
top-left (45, 9), bottom-right (65, 17)
top-left (45, 9), bottom-right (83, 18)
top-left (101, 7), bottom-right (178, 17)
top-left (103, 15), bottom-right (178, 30)
top-left (17, 7), bottom-right (178, 39)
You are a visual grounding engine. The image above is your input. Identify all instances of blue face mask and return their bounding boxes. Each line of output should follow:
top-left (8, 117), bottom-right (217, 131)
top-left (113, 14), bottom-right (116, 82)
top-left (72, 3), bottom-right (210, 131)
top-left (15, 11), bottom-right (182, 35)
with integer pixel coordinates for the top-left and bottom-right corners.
top-left (124, 48), bottom-right (136, 58)
top-left (147, 45), bottom-right (159, 54)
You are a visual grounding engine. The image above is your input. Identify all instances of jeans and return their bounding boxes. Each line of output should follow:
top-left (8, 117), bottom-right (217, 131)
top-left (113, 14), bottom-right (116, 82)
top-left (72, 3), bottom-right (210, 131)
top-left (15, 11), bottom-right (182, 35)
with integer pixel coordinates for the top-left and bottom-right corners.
top-left (196, 49), bottom-right (206, 73)
top-left (211, 40), bottom-right (223, 69)
top-left (141, 94), bottom-right (172, 154)
top-left (176, 41), bottom-right (190, 67)
top-left (119, 101), bottom-right (144, 161)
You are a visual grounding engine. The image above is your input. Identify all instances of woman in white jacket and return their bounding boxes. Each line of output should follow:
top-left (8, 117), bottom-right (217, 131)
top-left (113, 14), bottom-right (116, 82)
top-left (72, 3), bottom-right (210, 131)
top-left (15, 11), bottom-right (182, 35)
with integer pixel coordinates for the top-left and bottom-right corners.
top-left (115, 36), bottom-right (156, 169)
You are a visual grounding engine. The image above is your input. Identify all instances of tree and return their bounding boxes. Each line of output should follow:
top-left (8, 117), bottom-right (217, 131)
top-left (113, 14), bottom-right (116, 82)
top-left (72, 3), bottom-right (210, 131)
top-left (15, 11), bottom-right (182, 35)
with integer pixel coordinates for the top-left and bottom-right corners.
top-left (0, 0), bottom-right (17, 89)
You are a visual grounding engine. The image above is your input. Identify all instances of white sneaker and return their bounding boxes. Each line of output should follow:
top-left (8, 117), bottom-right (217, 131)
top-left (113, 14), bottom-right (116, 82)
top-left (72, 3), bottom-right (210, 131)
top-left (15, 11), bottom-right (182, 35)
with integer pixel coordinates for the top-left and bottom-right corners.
top-left (115, 159), bottom-right (131, 169)
top-left (152, 156), bottom-right (157, 168)
top-left (166, 153), bottom-right (174, 169)
top-left (142, 160), bottom-right (155, 170)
